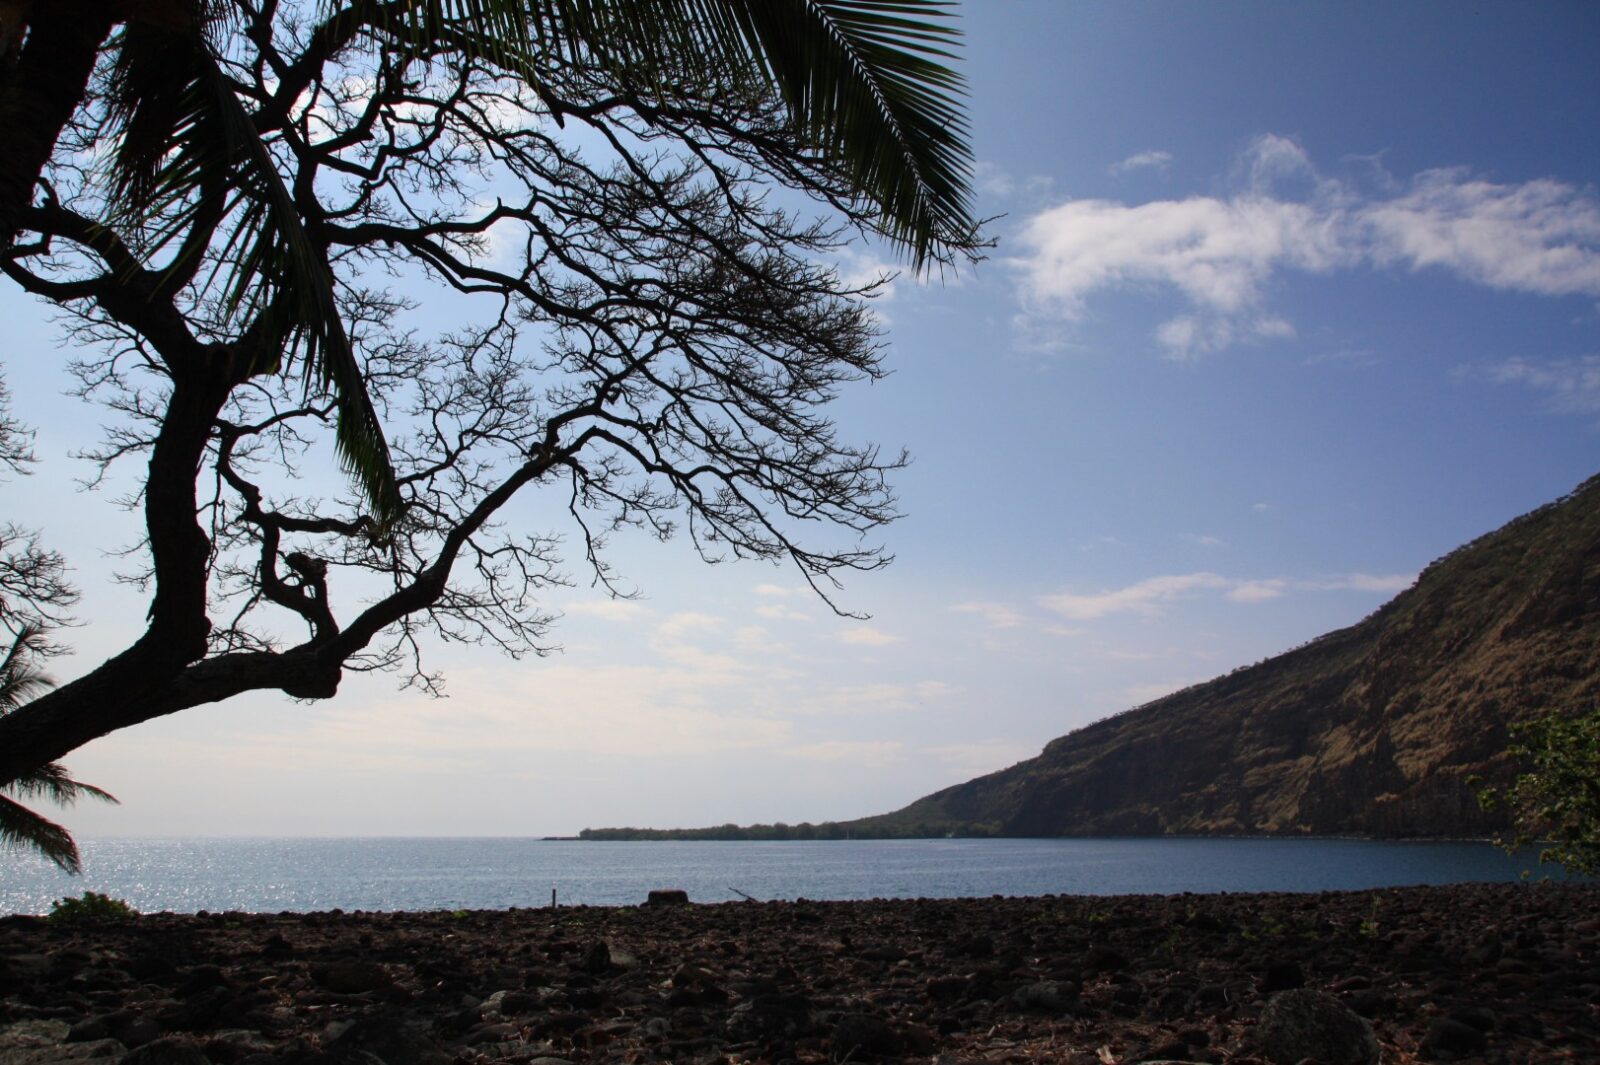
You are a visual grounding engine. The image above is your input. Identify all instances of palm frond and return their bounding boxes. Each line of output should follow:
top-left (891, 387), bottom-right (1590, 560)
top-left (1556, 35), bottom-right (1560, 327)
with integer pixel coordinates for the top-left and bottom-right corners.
top-left (730, 0), bottom-right (974, 265)
top-left (0, 624), bottom-right (54, 713)
top-left (349, 0), bottom-right (974, 266)
top-left (575, 0), bottom-right (973, 264)
top-left (0, 793), bottom-right (82, 874)
top-left (5, 762), bottom-right (119, 806)
top-left (0, 624), bottom-right (114, 873)
top-left (103, 23), bottom-right (402, 530)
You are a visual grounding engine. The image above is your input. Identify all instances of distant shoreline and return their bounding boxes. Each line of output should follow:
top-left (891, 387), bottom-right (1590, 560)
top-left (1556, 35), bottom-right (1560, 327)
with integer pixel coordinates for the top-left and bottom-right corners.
top-left (575, 827), bottom-right (1506, 844)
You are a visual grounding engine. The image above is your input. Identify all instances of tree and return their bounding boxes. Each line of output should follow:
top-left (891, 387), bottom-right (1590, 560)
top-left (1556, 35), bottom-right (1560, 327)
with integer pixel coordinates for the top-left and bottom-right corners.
top-left (1, 1), bottom-right (976, 526)
top-left (0, 1), bottom-right (982, 813)
top-left (1478, 707), bottom-right (1600, 876)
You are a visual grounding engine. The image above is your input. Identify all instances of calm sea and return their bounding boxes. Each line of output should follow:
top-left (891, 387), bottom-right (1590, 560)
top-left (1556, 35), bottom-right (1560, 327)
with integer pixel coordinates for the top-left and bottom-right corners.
top-left (1, 837), bottom-right (1572, 916)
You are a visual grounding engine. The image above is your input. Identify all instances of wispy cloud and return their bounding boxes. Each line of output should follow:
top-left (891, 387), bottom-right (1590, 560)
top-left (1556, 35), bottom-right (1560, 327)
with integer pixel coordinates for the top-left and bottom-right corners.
top-left (792, 680), bottom-right (951, 717)
top-left (755, 603), bottom-right (813, 622)
top-left (1039, 569), bottom-right (1415, 620)
top-left (787, 740), bottom-right (904, 766)
top-left (1463, 355), bottom-right (1600, 414)
top-left (1227, 578), bottom-right (1289, 603)
top-left (1109, 149), bottom-right (1173, 176)
top-left (975, 160), bottom-right (1056, 203)
top-left (1012, 135), bottom-right (1600, 358)
top-left (949, 601), bottom-right (1025, 629)
top-left (1039, 573), bottom-right (1231, 620)
top-left (924, 739), bottom-right (1038, 778)
top-left (1304, 346), bottom-right (1379, 368)
top-left (1304, 572), bottom-right (1417, 594)
top-left (754, 583), bottom-right (807, 597)
top-left (563, 599), bottom-right (646, 621)
top-left (837, 625), bottom-right (902, 647)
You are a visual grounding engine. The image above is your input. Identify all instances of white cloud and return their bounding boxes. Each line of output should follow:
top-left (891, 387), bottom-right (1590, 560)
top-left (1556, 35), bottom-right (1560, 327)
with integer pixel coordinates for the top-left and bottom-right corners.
top-left (1109, 149), bottom-right (1173, 176)
top-left (1039, 573), bottom-right (1230, 620)
top-left (1011, 136), bottom-right (1600, 357)
top-left (949, 601), bottom-right (1025, 629)
top-left (1251, 502), bottom-right (1273, 513)
top-left (837, 625), bottom-right (902, 647)
top-left (1016, 194), bottom-right (1342, 316)
top-left (1180, 533), bottom-right (1228, 547)
top-left (1362, 171), bottom-right (1600, 297)
top-left (1466, 355), bottom-right (1600, 414)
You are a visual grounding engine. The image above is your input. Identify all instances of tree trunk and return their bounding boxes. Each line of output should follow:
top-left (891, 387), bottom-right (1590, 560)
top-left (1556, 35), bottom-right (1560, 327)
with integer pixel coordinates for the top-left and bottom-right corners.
top-left (0, 362), bottom-right (229, 786)
top-left (0, 0), bottom-right (116, 251)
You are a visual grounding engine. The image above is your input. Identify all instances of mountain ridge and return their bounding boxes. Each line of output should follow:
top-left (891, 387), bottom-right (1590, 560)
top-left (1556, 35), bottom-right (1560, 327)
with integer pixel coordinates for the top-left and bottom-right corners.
top-left (843, 472), bottom-right (1600, 839)
top-left (582, 473), bottom-right (1600, 841)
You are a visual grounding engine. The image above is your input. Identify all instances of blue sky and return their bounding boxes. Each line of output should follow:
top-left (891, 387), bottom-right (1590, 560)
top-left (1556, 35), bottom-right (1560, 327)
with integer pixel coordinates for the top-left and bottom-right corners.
top-left (6, 1), bottom-right (1599, 837)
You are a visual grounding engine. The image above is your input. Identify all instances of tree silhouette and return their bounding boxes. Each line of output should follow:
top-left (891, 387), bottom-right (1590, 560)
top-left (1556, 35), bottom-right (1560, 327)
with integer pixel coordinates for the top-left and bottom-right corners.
top-left (0, 1), bottom-right (982, 817)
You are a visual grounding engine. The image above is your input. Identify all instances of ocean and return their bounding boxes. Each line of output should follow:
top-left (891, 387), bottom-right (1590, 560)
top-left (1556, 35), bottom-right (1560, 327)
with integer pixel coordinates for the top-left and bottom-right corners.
top-left (0, 836), bottom-right (1569, 916)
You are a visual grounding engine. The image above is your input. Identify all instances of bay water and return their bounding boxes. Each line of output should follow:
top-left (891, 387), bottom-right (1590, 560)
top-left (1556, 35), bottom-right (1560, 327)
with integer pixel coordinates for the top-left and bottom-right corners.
top-left (0, 837), bottom-right (1566, 916)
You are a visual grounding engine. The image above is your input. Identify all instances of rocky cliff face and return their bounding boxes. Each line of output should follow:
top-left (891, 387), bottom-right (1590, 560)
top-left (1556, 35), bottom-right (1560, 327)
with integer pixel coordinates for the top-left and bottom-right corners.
top-left (853, 474), bottom-right (1600, 839)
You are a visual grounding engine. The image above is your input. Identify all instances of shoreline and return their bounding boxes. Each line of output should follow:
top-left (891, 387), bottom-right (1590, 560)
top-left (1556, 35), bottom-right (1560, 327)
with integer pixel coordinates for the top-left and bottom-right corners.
top-left (4, 882), bottom-right (1595, 1063)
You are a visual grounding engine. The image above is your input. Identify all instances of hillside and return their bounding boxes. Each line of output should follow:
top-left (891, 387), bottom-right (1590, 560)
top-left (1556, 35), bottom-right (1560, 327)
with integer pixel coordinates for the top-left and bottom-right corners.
top-left (843, 473), bottom-right (1600, 840)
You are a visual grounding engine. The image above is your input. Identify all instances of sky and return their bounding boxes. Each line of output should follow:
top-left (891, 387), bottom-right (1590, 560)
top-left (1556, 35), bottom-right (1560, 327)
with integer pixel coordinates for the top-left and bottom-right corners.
top-left (3, 1), bottom-right (1599, 838)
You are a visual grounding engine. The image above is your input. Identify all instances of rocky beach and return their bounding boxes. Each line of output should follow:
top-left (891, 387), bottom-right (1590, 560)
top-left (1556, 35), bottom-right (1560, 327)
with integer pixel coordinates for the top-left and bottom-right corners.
top-left (3, 882), bottom-right (1596, 1065)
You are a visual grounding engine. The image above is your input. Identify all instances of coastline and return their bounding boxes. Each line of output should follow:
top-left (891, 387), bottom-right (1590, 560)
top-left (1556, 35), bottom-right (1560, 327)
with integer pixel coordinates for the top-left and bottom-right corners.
top-left (4, 882), bottom-right (1594, 1063)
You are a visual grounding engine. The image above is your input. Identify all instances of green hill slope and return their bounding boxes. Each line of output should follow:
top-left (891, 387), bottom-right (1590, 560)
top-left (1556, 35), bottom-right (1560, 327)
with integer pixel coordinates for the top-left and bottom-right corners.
top-left (847, 474), bottom-right (1600, 839)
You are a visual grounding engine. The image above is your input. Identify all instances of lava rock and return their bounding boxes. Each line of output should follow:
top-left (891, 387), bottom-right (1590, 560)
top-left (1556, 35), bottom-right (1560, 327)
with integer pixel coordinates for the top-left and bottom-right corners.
top-left (725, 994), bottom-right (812, 1043)
top-left (1251, 989), bottom-right (1379, 1065)
top-left (324, 1017), bottom-right (448, 1065)
top-left (1420, 1016), bottom-right (1488, 1059)
top-left (830, 1013), bottom-right (899, 1061)
top-left (576, 942), bottom-right (611, 974)
top-left (1258, 960), bottom-right (1304, 993)
top-left (1010, 981), bottom-right (1075, 1014)
top-left (309, 962), bottom-right (391, 995)
top-left (119, 1039), bottom-right (214, 1065)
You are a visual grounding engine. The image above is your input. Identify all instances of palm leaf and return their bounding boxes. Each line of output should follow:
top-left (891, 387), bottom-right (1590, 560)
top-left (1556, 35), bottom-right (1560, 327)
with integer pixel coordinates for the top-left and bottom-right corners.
top-left (0, 624), bottom-right (115, 873)
top-left (727, 0), bottom-right (973, 264)
top-left (5, 762), bottom-right (119, 806)
top-left (620, 0), bottom-right (974, 265)
top-left (104, 20), bottom-right (402, 530)
top-left (351, 0), bottom-right (974, 266)
top-left (0, 793), bottom-right (83, 874)
top-left (0, 624), bottom-right (53, 712)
